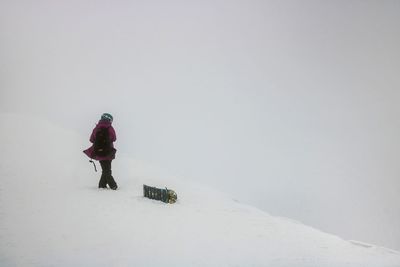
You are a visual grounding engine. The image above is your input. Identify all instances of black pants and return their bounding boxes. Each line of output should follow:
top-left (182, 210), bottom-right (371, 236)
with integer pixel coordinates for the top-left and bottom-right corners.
top-left (99, 160), bottom-right (118, 190)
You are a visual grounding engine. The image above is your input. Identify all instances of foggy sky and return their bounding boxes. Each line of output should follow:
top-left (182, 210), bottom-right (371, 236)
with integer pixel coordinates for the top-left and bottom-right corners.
top-left (1, 0), bottom-right (400, 249)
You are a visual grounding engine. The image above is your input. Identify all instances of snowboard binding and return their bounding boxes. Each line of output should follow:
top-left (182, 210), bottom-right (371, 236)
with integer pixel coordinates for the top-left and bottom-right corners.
top-left (143, 184), bottom-right (177, 204)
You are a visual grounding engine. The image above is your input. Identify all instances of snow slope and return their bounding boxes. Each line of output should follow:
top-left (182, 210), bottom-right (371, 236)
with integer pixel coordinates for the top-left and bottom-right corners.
top-left (0, 113), bottom-right (399, 267)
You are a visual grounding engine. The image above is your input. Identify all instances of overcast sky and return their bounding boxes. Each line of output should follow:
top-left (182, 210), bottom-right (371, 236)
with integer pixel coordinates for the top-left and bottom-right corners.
top-left (1, 0), bottom-right (400, 250)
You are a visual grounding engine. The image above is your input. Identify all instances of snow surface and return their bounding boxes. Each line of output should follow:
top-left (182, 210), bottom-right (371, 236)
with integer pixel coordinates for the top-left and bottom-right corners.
top-left (1, 113), bottom-right (399, 267)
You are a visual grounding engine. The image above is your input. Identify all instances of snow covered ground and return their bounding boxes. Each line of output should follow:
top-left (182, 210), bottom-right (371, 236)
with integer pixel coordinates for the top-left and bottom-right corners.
top-left (1, 113), bottom-right (399, 267)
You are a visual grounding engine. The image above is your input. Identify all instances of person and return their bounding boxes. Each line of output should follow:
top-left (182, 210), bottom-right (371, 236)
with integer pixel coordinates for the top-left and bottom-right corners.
top-left (83, 113), bottom-right (118, 190)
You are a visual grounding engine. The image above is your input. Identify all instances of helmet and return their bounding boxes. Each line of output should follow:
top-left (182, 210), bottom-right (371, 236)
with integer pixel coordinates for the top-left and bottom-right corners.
top-left (101, 113), bottom-right (113, 122)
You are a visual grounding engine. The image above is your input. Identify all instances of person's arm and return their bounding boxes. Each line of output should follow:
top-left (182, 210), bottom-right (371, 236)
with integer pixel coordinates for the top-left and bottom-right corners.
top-left (89, 127), bottom-right (97, 143)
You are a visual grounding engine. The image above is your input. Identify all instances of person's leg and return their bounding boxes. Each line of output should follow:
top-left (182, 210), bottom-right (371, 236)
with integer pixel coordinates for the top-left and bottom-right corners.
top-left (108, 175), bottom-right (117, 190)
top-left (99, 160), bottom-right (108, 188)
top-left (102, 160), bottom-right (118, 190)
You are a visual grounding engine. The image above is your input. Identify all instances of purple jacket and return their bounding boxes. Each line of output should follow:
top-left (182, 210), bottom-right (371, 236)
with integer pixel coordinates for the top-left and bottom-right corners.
top-left (83, 120), bottom-right (117, 161)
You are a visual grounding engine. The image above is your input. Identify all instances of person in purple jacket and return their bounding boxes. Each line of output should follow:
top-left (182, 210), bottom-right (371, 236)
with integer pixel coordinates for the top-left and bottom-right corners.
top-left (83, 113), bottom-right (118, 190)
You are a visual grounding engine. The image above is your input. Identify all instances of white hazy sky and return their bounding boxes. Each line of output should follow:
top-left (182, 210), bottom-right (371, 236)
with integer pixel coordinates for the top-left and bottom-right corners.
top-left (1, 0), bottom-right (400, 250)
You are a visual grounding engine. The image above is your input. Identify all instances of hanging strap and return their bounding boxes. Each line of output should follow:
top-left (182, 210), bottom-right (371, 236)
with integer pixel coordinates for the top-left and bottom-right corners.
top-left (89, 159), bottom-right (97, 172)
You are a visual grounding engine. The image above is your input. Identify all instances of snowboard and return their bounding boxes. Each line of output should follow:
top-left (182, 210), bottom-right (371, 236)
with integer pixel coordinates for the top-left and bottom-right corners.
top-left (143, 184), bottom-right (177, 204)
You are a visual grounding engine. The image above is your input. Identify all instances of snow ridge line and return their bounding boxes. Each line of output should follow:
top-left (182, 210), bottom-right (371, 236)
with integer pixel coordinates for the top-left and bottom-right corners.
top-left (349, 240), bottom-right (400, 255)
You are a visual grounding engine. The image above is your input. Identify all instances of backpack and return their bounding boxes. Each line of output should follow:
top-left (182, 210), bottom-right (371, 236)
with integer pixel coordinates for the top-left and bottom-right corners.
top-left (93, 127), bottom-right (111, 157)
